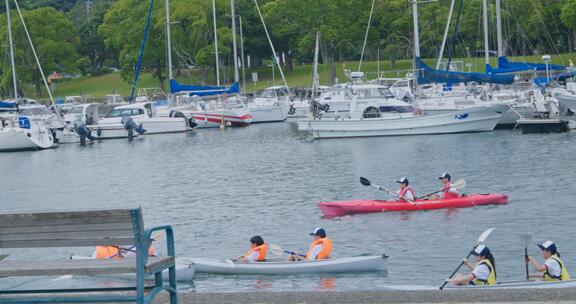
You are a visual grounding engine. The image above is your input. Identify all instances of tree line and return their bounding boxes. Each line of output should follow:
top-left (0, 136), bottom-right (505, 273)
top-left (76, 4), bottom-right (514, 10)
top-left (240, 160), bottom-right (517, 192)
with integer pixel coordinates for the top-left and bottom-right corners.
top-left (1, 0), bottom-right (576, 97)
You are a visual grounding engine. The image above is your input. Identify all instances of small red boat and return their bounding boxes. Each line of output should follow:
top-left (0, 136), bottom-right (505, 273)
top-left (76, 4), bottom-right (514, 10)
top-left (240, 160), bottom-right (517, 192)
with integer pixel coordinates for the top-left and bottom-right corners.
top-left (318, 194), bottom-right (508, 217)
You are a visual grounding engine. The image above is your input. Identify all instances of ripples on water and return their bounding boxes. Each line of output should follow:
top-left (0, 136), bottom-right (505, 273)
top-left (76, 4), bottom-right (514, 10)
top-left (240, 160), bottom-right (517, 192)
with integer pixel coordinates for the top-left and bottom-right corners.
top-left (1, 123), bottom-right (575, 292)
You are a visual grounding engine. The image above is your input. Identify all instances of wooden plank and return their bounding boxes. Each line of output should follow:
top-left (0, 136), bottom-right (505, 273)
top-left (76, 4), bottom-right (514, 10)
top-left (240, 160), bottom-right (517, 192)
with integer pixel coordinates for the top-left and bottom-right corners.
top-left (0, 237), bottom-right (136, 248)
top-left (0, 223), bottom-right (134, 235)
top-left (0, 257), bottom-right (173, 277)
top-left (0, 230), bottom-right (135, 242)
top-left (0, 209), bottom-right (138, 228)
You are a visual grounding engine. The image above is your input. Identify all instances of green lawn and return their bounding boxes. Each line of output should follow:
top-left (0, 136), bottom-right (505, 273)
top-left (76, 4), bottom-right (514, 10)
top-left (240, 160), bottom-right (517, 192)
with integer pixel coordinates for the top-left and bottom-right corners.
top-left (37, 53), bottom-right (576, 100)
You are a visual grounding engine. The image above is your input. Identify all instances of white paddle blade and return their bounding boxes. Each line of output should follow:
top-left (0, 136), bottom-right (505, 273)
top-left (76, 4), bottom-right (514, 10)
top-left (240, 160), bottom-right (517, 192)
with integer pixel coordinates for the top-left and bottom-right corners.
top-left (453, 179), bottom-right (466, 190)
top-left (269, 244), bottom-right (284, 256)
top-left (477, 227), bottom-right (495, 244)
top-left (519, 234), bottom-right (532, 247)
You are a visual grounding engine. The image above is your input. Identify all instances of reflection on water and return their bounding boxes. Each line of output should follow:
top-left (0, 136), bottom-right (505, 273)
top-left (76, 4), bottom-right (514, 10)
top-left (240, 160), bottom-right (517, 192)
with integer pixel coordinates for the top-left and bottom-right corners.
top-left (1, 124), bottom-right (576, 292)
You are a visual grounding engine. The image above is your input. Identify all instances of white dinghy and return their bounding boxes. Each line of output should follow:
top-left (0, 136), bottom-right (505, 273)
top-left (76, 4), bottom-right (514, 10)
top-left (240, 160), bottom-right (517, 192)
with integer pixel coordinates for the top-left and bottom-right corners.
top-left (185, 255), bottom-right (387, 275)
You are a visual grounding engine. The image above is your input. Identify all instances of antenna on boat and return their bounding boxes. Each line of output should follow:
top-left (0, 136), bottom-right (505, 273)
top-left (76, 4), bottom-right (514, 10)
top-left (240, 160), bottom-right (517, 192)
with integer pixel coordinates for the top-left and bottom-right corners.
top-left (239, 16), bottom-right (247, 96)
top-left (165, 0), bottom-right (174, 104)
top-left (212, 0), bottom-right (220, 87)
top-left (357, 0), bottom-right (376, 72)
top-left (6, 0), bottom-right (17, 101)
top-left (231, 0), bottom-right (239, 84)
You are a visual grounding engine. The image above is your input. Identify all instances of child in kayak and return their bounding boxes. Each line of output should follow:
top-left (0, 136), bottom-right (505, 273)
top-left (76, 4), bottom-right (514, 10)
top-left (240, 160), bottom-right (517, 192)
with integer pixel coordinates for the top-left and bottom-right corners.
top-left (431, 173), bottom-right (459, 200)
top-left (395, 177), bottom-right (415, 202)
top-left (238, 236), bottom-right (268, 262)
top-left (289, 228), bottom-right (333, 261)
top-left (527, 241), bottom-right (570, 281)
top-left (446, 244), bottom-right (497, 286)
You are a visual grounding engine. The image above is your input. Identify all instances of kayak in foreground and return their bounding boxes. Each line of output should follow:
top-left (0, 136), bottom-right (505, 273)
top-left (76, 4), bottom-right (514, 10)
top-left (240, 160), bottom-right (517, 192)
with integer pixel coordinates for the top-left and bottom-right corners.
top-left (443, 279), bottom-right (576, 289)
top-left (318, 193), bottom-right (508, 217)
top-left (70, 255), bottom-right (195, 281)
top-left (183, 255), bottom-right (388, 275)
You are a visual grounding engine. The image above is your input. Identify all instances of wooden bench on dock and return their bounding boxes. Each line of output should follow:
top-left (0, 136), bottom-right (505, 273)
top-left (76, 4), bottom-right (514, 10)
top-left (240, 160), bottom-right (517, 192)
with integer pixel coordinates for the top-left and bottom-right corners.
top-left (0, 207), bottom-right (177, 303)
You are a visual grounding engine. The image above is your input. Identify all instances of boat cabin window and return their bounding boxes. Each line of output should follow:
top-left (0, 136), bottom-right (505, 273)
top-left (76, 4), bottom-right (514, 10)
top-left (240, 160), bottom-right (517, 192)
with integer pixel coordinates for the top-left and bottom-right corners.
top-left (68, 106), bottom-right (84, 114)
top-left (106, 108), bottom-right (144, 117)
top-left (378, 105), bottom-right (414, 113)
top-left (357, 88), bottom-right (388, 99)
top-left (363, 106), bottom-right (381, 118)
top-left (258, 90), bottom-right (277, 98)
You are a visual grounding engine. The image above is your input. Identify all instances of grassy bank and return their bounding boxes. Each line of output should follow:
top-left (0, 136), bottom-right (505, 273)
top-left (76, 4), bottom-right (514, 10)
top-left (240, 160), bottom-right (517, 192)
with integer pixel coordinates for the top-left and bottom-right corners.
top-left (37, 53), bottom-right (576, 100)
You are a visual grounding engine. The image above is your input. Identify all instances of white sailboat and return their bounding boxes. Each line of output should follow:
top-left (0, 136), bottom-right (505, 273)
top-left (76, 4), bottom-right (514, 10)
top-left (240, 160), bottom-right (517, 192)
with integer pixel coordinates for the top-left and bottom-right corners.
top-left (0, 0), bottom-right (56, 152)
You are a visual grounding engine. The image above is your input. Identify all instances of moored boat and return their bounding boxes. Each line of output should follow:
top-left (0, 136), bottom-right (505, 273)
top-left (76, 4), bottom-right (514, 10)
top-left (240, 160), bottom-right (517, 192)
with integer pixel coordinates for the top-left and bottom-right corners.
top-left (186, 255), bottom-right (387, 275)
top-left (318, 193), bottom-right (508, 217)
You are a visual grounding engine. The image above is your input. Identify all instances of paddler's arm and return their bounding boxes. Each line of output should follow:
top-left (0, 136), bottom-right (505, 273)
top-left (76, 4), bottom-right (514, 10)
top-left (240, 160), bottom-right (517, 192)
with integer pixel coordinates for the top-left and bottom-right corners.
top-left (445, 273), bottom-right (474, 285)
top-left (527, 256), bottom-right (547, 272)
top-left (462, 258), bottom-right (474, 271)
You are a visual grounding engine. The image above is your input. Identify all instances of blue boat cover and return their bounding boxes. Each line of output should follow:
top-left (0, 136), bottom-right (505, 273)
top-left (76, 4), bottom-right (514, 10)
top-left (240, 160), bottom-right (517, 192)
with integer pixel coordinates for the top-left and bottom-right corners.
top-left (533, 71), bottom-right (576, 88)
top-left (416, 57), bottom-right (514, 85)
top-left (170, 80), bottom-right (240, 96)
top-left (0, 100), bottom-right (17, 109)
top-left (486, 56), bottom-right (565, 74)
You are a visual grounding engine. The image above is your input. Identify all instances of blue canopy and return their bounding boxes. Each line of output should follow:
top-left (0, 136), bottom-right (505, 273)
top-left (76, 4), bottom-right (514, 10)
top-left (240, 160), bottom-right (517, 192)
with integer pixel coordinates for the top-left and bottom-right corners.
top-left (486, 56), bottom-right (565, 74)
top-left (170, 80), bottom-right (240, 96)
top-left (533, 71), bottom-right (576, 88)
top-left (416, 57), bottom-right (515, 85)
top-left (0, 101), bottom-right (18, 111)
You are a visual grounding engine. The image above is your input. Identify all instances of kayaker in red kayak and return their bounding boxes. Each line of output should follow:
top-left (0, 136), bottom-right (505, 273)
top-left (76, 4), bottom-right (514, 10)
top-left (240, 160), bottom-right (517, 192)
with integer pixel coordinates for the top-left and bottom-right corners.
top-left (527, 241), bottom-right (571, 281)
top-left (395, 177), bottom-right (415, 202)
top-left (446, 244), bottom-right (497, 286)
top-left (237, 236), bottom-right (268, 262)
top-left (288, 228), bottom-right (333, 261)
top-left (431, 173), bottom-right (459, 200)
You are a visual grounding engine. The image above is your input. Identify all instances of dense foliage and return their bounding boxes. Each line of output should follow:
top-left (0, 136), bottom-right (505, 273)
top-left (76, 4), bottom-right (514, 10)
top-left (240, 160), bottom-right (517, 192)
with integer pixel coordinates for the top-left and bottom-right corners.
top-left (0, 0), bottom-right (575, 95)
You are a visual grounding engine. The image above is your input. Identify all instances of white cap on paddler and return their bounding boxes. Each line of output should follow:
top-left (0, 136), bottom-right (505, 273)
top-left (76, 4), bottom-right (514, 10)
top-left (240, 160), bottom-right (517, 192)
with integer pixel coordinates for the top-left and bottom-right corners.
top-left (396, 177), bottom-right (409, 184)
top-left (309, 227), bottom-right (326, 238)
top-left (538, 240), bottom-right (557, 253)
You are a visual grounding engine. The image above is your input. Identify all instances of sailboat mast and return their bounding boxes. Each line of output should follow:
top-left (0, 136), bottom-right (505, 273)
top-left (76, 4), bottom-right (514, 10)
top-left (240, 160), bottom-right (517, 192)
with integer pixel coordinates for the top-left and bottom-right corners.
top-left (482, 0), bottom-right (489, 66)
top-left (436, 0), bottom-right (456, 69)
top-left (496, 0), bottom-right (503, 57)
top-left (165, 0), bottom-right (173, 99)
top-left (6, 0), bottom-right (18, 100)
top-left (230, 0), bottom-right (239, 83)
top-left (239, 16), bottom-right (247, 95)
top-left (412, 0), bottom-right (420, 58)
top-left (312, 31), bottom-right (320, 97)
top-left (212, 0), bottom-right (220, 86)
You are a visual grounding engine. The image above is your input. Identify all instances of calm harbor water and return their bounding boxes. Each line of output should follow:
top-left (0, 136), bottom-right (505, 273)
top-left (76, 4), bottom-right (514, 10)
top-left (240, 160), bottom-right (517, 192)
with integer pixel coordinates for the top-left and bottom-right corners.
top-left (1, 122), bottom-right (575, 292)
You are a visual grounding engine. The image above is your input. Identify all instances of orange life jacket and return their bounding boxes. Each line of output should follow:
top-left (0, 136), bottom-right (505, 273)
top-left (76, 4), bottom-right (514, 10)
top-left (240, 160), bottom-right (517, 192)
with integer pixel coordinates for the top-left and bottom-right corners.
top-left (95, 246), bottom-right (122, 259)
top-left (244, 243), bottom-right (268, 261)
top-left (442, 183), bottom-right (459, 199)
top-left (306, 238), bottom-right (333, 260)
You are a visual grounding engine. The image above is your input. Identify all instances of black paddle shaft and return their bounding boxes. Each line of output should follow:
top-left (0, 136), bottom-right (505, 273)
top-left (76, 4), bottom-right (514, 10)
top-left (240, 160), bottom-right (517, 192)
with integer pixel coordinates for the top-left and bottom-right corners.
top-left (439, 249), bottom-right (475, 290)
top-left (525, 247), bottom-right (529, 280)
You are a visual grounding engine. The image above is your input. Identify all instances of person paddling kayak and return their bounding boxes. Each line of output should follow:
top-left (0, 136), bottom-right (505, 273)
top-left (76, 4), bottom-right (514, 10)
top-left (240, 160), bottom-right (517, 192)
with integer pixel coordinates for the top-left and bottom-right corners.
top-left (446, 245), bottom-right (497, 286)
top-left (237, 236), bottom-right (268, 262)
top-left (431, 173), bottom-right (459, 200)
top-left (527, 241), bottom-right (570, 281)
top-left (289, 228), bottom-right (333, 261)
top-left (396, 177), bottom-right (415, 202)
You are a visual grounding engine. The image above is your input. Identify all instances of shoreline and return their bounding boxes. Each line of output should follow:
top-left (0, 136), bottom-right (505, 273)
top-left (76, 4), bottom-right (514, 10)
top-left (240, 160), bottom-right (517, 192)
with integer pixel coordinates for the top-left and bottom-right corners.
top-left (171, 288), bottom-right (576, 303)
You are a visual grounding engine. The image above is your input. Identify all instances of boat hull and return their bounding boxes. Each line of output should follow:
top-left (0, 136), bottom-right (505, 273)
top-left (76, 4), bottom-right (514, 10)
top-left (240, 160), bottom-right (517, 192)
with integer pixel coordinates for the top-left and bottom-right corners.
top-left (298, 105), bottom-right (507, 139)
top-left (516, 118), bottom-right (570, 134)
top-left (99, 117), bottom-right (191, 134)
top-left (318, 194), bottom-right (509, 217)
top-left (249, 101), bottom-right (289, 123)
top-left (0, 126), bottom-right (55, 152)
top-left (444, 279), bottom-right (576, 290)
top-left (187, 255), bottom-right (387, 275)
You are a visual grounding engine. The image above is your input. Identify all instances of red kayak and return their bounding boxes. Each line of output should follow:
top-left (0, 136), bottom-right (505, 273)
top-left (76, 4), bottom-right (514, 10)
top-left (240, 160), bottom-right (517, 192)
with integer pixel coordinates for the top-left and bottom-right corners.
top-left (318, 194), bottom-right (508, 217)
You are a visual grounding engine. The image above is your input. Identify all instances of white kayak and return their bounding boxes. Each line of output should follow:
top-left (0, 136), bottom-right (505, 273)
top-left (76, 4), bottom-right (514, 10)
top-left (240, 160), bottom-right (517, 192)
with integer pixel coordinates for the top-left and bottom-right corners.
top-left (69, 255), bottom-right (195, 281)
top-left (444, 279), bottom-right (576, 290)
top-left (183, 255), bottom-right (388, 275)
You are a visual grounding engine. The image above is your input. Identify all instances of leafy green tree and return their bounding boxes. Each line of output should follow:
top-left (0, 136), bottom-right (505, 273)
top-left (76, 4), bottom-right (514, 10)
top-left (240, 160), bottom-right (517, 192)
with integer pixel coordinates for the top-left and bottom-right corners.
top-left (0, 7), bottom-right (79, 97)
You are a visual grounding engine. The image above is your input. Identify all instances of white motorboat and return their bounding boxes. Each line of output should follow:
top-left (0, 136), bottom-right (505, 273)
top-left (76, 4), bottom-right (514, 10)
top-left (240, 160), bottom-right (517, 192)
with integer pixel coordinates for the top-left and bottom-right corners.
top-left (444, 279), bottom-right (576, 290)
top-left (551, 85), bottom-right (576, 113)
top-left (69, 255), bottom-right (195, 281)
top-left (58, 103), bottom-right (137, 142)
top-left (186, 255), bottom-right (387, 275)
top-left (159, 95), bottom-right (252, 128)
top-left (97, 102), bottom-right (194, 135)
top-left (0, 105), bottom-right (56, 152)
top-left (297, 85), bottom-right (507, 139)
top-left (249, 86), bottom-right (290, 123)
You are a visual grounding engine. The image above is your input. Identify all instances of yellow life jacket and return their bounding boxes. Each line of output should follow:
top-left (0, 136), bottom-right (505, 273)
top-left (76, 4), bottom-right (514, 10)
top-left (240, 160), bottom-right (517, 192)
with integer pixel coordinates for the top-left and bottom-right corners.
top-left (472, 259), bottom-right (496, 285)
top-left (544, 255), bottom-right (570, 281)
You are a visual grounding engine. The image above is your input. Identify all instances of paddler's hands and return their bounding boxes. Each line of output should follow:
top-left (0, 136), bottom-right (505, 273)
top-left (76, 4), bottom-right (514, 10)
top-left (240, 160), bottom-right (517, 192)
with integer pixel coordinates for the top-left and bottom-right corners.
top-left (462, 258), bottom-right (473, 270)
